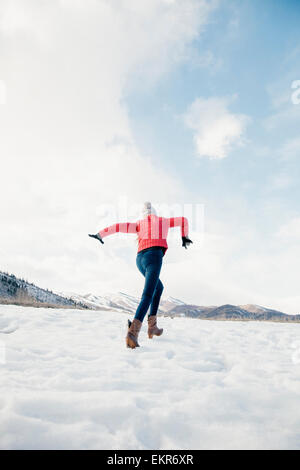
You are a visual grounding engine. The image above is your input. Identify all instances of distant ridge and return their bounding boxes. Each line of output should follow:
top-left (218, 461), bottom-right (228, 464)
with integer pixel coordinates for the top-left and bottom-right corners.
top-left (0, 271), bottom-right (87, 309)
top-left (167, 303), bottom-right (300, 323)
top-left (62, 292), bottom-right (300, 323)
top-left (1, 270), bottom-right (299, 322)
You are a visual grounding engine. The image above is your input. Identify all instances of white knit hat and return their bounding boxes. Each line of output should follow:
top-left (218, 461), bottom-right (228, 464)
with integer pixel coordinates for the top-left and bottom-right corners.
top-left (142, 201), bottom-right (157, 218)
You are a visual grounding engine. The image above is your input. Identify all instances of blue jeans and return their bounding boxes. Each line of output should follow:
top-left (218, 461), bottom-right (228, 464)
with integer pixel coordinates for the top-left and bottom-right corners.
top-left (134, 247), bottom-right (164, 322)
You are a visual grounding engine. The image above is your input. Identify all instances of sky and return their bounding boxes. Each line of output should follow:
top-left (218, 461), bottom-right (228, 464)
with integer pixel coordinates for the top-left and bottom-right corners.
top-left (0, 0), bottom-right (300, 313)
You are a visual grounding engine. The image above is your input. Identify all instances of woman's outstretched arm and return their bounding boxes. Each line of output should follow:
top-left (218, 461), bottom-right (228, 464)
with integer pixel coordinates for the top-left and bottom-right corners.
top-left (99, 222), bottom-right (138, 239)
top-left (168, 217), bottom-right (193, 249)
top-left (168, 217), bottom-right (189, 237)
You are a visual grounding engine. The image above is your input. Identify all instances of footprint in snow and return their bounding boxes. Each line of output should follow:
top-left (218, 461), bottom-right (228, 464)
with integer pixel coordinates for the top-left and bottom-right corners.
top-left (166, 350), bottom-right (175, 360)
top-left (0, 319), bottom-right (18, 334)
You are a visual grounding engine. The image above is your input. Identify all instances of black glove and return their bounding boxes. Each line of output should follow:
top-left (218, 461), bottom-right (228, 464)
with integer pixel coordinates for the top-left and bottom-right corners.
top-left (88, 233), bottom-right (104, 244)
top-left (182, 236), bottom-right (193, 249)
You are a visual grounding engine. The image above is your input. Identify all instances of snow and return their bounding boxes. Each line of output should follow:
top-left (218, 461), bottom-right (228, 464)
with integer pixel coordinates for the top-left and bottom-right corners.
top-left (1, 305), bottom-right (300, 450)
top-left (239, 304), bottom-right (270, 314)
top-left (58, 291), bottom-right (140, 313)
top-left (59, 292), bottom-right (114, 311)
top-left (58, 291), bottom-right (188, 314)
top-left (103, 292), bottom-right (140, 312)
top-left (164, 296), bottom-right (186, 305)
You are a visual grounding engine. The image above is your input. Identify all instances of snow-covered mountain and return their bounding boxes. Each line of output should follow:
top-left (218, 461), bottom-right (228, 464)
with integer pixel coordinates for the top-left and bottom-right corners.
top-left (60, 291), bottom-right (183, 315)
top-left (1, 271), bottom-right (189, 314)
top-left (1, 270), bottom-right (299, 323)
top-left (168, 303), bottom-right (300, 322)
top-left (59, 292), bottom-right (300, 322)
top-left (56, 291), bottom-right (139, 313)
top-left (239, 304), bottom-right (270, 314)
top-left (0, 271), bottom-right (86, 309)
top-left (159, 296), bottom-right (186, 313)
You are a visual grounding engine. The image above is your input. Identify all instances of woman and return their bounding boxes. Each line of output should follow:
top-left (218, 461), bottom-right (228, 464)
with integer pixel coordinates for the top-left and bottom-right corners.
top-left (89, 202), bottom-right (193, 349)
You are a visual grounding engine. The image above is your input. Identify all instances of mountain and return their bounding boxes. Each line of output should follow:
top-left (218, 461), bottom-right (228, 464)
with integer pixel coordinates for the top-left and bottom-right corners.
top-left (159, 296), bottom-right (186, 313)
top-left (167, 303), bottom-right (300, 322)
top-left (59, 291), bottom-right (140, 313)
top-left (59, 292), bottom-right (300, 323)
top-left (0, 271), bottom-right (87, 309)
top-left (62, 291), bottom-right (189, 315)
top-left (1, 270), bottom-right (299, 322)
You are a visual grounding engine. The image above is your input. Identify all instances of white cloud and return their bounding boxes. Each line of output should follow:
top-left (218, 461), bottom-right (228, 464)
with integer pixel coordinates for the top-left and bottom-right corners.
top-left (184, 97), bottom-right (249, 159)
top-left (276, 217), bottom-right (300, 242)
top-left (0, 79), bottom-right (6, 104)
top-left (161, 211), bottom-right (300, 315)
top-left (2, 0), bottom-right (298, 317)
top-left (0, 0), bottom-right (217, 294)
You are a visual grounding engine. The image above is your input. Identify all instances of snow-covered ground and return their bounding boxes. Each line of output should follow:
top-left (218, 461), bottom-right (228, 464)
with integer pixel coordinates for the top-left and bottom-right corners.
top-left (0, 305), bottom-right (300, 450)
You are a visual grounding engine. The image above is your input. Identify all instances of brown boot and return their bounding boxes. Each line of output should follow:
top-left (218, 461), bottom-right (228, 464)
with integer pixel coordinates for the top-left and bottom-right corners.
top-left (126, 319), bottom-right (142, 349)
top-left (148, 315), bottom-right (163, 339)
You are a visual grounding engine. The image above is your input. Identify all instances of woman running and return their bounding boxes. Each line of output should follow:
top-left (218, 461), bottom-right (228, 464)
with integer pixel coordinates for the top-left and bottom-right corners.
top-left (89, 202), bottom-right (193, 349)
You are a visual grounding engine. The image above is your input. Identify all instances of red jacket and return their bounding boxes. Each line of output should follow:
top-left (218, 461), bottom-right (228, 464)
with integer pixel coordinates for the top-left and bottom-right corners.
top-left (99, 215), bottom-right (189, 253)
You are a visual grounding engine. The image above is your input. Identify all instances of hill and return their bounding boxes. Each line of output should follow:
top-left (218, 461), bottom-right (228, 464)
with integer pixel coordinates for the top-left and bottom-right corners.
top-left (0, 271), bottom-right (87, 309)
top-left (1, 270), bottom-right (299, 322)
